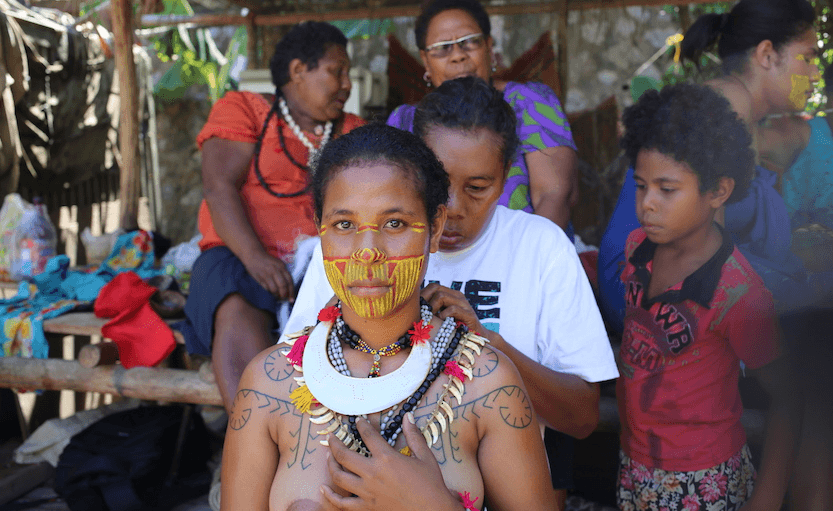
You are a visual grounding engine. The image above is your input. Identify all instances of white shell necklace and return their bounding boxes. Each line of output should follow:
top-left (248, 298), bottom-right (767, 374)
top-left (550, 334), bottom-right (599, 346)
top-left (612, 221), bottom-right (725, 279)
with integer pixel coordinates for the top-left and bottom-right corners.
top-left (278, 97), bottom-right (332, 163)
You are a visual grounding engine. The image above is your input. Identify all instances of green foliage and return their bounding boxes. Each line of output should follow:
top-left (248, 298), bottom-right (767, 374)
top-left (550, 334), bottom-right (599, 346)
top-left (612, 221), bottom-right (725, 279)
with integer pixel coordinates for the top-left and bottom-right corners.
top-left (153, 26), bottom-right (246, 103)
top-left (148, 0), bottom-right (246, 103)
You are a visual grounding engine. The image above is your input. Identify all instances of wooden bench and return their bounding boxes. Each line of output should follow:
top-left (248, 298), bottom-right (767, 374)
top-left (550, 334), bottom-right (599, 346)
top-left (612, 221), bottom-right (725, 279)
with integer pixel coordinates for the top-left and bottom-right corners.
top-left (0, 311), bottom-right (221, 406)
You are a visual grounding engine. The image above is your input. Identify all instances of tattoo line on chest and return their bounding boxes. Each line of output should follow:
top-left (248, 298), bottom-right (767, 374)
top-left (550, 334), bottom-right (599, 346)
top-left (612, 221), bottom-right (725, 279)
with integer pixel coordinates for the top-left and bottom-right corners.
top-left (414, 384), bottom-right (533, 464)
top-left (229, 386), bottom-right (320, 471)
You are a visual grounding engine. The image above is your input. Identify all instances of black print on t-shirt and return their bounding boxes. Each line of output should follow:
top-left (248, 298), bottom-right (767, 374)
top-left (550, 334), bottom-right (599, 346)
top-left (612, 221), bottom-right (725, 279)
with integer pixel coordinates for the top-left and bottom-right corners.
top-left (427, 279), bottom-right (501, 320)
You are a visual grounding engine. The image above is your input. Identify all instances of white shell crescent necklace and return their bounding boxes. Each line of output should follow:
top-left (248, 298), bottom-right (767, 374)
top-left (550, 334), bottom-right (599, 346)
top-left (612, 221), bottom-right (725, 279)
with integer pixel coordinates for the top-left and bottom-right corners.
top-left (301, 320), bottom-right (432, 416)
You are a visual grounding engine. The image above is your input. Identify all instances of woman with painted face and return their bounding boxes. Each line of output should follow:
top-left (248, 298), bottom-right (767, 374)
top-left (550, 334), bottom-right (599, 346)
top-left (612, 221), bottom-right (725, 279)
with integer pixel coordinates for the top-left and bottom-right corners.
top-left (220, 123), bottom-right (556, 511)
top-left (599, 0), bottom-right (823, 332)
top-left (281, 77), bottom-right (618, 511)
top-left (177, 21), bottom-right (365, 414)
top-left (387, 0), bottom-right (579, 234)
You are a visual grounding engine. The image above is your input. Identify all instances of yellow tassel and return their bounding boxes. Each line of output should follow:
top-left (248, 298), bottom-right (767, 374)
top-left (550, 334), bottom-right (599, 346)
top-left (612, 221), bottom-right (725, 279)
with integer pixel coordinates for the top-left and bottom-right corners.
top-left (290, 385), bottom-right (316, 414)
top-left (399, 446), bottom-right (412, 456)
top-left (666, 33), bottom-right (684, 63)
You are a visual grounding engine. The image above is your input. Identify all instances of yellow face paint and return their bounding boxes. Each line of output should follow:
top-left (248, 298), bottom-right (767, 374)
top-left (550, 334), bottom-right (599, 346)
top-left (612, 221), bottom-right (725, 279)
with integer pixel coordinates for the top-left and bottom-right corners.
top-left (789, 74), bottom-right (811, 110)
top-left (319, 224), bottom-right (328, 235)
top-left (323, 251), bottom-right (425, 319)
top-left (410, 222), bottom-right (427, 233)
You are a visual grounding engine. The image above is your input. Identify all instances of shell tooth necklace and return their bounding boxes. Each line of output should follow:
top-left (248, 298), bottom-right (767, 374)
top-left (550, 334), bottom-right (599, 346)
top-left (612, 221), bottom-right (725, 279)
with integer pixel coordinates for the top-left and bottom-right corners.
top-left (278, 97), bottom-right (332, 162)
top-left (282, 302), bottom-right (489, 455)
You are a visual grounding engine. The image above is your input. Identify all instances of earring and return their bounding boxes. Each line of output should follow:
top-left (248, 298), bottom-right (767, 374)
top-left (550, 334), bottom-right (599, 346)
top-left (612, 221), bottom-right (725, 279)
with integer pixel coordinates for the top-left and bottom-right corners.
top-left (423, 71), bottom-right (432, 88)
top-left (491, 62), bottom-right (497, 73)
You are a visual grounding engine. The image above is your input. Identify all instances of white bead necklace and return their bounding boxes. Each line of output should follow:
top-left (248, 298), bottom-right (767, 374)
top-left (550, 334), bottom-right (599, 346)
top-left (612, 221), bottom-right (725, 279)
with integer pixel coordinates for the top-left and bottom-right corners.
top-left (278, 97), bottom-right (332, 164)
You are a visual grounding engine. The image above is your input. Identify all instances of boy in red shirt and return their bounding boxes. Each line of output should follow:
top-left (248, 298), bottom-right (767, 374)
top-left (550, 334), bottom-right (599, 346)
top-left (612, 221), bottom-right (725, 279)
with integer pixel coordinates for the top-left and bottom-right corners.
top-left (616, 83), bottom-right (796, 511)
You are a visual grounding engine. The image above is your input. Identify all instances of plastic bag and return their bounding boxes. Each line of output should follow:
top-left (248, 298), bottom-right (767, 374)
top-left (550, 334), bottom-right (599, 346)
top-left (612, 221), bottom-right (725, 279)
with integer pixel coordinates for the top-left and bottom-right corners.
top-left (9, 198), bottom-right (57, 280)
top-left (0, 193), bottom-right (32, 279)
top-left (160, 234), bottom-right (202, 276)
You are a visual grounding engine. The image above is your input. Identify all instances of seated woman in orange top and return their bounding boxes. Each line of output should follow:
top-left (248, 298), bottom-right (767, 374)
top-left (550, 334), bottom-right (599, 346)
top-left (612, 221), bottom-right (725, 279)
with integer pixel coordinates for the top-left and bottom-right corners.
top-left (178, 21), bottom-right (365, 412)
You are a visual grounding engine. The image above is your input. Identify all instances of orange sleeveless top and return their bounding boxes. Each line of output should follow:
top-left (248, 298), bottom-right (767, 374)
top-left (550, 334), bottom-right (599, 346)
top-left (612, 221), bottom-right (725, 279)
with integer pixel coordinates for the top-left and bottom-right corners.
top-left (196, 91), bottom-right (366, 260)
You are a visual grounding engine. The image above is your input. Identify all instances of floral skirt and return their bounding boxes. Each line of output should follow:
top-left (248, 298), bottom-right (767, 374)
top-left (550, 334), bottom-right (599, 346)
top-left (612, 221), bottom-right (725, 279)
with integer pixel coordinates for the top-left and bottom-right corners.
top-left (616, 445), bottom-right (756, 511)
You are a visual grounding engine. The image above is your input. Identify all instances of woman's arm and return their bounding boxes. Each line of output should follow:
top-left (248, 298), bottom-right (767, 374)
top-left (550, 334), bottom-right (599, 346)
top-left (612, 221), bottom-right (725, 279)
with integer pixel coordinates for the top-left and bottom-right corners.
top-left (202, 137), bottom-right (294, 298)
top-left (476, 348), bottom-right (556, 511)
top-left (220, 351), bottom-right (281, 510)
top-left (525, 146), bottom-right (579, 230)
top-left (422, 271), bottom-right (608, 439)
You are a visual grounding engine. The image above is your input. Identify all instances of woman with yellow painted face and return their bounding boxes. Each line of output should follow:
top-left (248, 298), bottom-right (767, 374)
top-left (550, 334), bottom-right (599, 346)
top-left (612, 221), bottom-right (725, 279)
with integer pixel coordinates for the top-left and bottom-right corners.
top-left (219, 123), bottom-right (556, 511)
top-left (678, 0), bottom-right (825, 314)
top-left (600, 1), bottom-right (822, 328)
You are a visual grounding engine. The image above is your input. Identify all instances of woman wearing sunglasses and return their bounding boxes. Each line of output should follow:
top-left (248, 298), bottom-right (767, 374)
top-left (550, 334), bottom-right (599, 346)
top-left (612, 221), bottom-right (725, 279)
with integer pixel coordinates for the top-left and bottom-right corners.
top-left (388, 0), bottom-right (579, 237)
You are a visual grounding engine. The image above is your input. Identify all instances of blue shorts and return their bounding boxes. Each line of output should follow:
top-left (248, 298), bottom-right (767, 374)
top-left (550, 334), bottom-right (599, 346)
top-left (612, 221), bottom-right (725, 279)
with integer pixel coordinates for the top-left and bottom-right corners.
top-left (177, 246), bottom-right (278, 357)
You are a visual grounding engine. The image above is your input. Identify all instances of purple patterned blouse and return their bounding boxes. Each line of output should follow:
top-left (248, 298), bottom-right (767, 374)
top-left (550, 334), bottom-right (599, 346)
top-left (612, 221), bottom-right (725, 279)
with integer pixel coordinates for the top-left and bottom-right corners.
top-left (386, 81), bottom-right (576, 212)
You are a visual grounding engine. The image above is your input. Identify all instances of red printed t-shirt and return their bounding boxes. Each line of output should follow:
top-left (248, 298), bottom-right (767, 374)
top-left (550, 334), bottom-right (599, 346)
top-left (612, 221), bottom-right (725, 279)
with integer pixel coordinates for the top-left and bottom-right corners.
top-left (196, 91), bottom-right (366, 260)
top-left (617, 227), bottom-right (779, 471)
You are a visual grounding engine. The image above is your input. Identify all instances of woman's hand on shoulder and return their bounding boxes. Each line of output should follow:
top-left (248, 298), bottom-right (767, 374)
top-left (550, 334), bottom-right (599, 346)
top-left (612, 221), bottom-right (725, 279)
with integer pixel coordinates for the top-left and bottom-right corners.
top-left (422, 283), bottom-right (492, 342)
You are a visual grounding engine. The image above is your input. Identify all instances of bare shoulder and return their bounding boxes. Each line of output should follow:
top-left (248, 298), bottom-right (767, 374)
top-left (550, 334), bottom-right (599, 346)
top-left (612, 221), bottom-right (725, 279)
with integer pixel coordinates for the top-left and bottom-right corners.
top-left (227, 341), bottom-right (301, 433)
top-left (471, 342), bottom-right (533, 425)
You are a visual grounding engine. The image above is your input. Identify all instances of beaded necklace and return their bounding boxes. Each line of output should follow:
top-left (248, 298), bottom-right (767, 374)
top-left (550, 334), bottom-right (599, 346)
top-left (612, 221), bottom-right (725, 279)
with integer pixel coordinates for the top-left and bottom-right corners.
top-left (339, 299), bottom-right (432, 378)
top-left (283, 303), bottom-right (488, 456)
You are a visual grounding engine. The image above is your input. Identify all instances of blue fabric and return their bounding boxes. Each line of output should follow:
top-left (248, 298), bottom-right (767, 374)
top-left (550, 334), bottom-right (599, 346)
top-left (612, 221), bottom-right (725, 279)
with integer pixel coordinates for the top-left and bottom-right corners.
top-left (782, 117), bottom-right (833, 229)
top-left (0, 231), bottom-right (161, 358)
top-left (597, 165), bottom-right (828, 333)
top-left (598, 167), bottom-right (639, 334)
top-left (176, 246), bottom-right (279, 357)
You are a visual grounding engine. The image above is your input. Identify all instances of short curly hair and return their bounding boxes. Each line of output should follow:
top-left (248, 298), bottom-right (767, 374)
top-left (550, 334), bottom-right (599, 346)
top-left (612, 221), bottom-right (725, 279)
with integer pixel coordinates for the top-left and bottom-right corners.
top-left (269, 22), bottom-right (347, 93)
top-left (620, 83), bottom-right (754, 203)
top-left (312, 123), bottom-right (450, 226)
top-left (413, 76), bottom-right (518, 172)
top-left (415, 0), bottom-right (491, 50)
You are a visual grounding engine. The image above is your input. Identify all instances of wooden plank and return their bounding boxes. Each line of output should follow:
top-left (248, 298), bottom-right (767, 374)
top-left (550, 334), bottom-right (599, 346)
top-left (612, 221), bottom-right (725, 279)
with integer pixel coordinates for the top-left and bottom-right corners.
top-left (42, 312), bottom-right (185, 344)
top-left (0, 358), bottom-right (222, 406)
top-left (112, 0), bottom-right (142, 231)
top-left (140, 0), bottom-right (727, 27)
top-left (569, 0), bottom-right (724, 8)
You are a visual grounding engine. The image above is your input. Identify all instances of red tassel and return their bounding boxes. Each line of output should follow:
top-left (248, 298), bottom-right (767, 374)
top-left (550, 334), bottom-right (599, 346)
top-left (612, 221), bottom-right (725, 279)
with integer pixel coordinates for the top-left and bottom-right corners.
top-left (318, 306), bottom-right (341, 323)
top-left (408, 321), bottom-right (433, 345)
top-left (459, 491), bottom-right (479, 510)
top-left (444, 360), bottom-right (466, 380)
top-left (285, 334), bottom-right (309, 367)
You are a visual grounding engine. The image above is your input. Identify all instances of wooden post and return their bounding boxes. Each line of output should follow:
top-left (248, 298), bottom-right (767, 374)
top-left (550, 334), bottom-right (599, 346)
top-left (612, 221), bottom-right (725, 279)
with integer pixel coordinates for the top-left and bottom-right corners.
top-left (246, 11), bottom-right (257, 68)
top-left (556, 0), bottom-right (569, 105)
top-left (112, 0), bottom-right (141, 231)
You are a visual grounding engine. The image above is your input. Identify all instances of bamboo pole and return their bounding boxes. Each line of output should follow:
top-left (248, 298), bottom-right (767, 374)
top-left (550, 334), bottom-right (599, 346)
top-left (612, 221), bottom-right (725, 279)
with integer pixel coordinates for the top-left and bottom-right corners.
top-left (112, 0), bottom-right (141, 231)
top-left (0, 358), bottom-right (222, 406)
top-left (556, 0), bottom-right (568, 104)
top-left (140, 0), bottom-right (726, 28)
